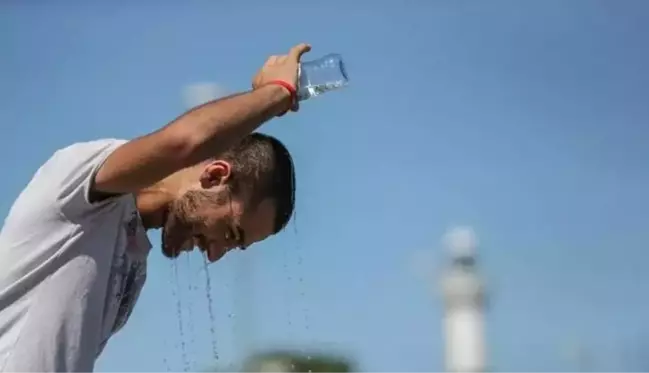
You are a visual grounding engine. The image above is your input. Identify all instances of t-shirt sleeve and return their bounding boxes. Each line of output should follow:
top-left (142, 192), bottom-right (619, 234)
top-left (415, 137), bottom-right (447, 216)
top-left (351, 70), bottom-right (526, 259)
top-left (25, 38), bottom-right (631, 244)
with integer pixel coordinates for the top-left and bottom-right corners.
top-left (44, 138), bottom-right (129, 218)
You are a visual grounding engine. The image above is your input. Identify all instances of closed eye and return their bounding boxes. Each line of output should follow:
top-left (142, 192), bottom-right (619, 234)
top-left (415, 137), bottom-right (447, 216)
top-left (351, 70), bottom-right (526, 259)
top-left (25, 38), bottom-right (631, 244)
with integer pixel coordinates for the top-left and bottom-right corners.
top-left (225, 227), bottom-right (240, 247)
top-left (235, 226), bottom-right (246, 250)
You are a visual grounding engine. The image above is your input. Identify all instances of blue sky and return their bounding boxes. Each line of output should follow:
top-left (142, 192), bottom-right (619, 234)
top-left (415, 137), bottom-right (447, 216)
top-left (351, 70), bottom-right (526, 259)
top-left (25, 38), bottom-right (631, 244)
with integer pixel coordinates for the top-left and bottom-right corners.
top-left (2, 0), bottom-right (649, 371)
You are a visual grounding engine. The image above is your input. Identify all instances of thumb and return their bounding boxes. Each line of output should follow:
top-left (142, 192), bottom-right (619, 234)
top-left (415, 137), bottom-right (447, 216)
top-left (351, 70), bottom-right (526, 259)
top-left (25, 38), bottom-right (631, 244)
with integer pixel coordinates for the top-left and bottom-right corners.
top-left (288, 43), bottom-right (312, 61)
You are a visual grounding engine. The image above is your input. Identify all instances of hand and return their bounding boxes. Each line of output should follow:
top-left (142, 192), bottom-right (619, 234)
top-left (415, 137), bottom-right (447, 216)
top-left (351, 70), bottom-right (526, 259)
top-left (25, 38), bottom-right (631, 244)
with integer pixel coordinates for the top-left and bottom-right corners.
top-left (252, 43), bottom-right (312, 112)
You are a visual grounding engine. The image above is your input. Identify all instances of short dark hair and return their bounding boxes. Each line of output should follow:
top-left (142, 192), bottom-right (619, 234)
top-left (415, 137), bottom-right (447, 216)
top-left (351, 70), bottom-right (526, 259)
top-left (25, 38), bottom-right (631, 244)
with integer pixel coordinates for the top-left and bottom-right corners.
top-left (219, 132), bottom-right (295, 234)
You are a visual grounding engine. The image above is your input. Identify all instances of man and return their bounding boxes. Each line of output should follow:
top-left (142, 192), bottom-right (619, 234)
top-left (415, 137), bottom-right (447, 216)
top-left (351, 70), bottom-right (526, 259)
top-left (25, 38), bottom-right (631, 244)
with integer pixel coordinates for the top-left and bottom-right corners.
top-left (0, 42), bottom-right (311, 372)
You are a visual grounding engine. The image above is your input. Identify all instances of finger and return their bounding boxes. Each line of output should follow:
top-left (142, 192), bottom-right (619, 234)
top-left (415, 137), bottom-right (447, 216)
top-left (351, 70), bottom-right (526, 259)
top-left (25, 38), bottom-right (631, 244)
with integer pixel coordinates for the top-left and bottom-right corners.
top-left (288, 43), bottom-right (311, 61)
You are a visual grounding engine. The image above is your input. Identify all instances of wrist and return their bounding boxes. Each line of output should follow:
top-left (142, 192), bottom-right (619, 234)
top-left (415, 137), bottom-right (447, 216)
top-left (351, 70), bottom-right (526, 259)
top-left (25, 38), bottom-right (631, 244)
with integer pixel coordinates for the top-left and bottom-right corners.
top-left (255, 84), bottom-right (290, 116)
top-left (262, 80), bottom-right (297, 116)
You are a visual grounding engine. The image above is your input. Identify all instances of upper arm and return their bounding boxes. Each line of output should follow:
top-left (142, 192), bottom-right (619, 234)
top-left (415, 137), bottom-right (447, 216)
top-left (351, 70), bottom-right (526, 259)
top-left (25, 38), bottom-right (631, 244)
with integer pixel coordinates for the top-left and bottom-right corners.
top-left (91, 130), bottom-right (191, 196)
top-left (48, 139), bottom-right (129, 217)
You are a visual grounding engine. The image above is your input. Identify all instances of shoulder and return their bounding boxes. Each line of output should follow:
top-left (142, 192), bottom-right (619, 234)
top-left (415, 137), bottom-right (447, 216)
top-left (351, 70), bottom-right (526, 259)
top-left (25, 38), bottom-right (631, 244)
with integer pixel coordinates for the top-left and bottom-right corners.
top-left (37, 138), bottom-right (130, 218)
top-left (52, 139), bottom-right (128, 167)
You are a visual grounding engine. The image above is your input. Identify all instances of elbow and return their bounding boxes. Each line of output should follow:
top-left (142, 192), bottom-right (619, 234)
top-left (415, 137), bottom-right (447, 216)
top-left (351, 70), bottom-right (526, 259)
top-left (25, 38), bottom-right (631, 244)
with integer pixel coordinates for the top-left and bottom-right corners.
top-left (161, 106), bottom-right (231, 167)
top-left (159, 127), bottom-right (203, 168)
top-left (162, 126), bottom-right (217, 168)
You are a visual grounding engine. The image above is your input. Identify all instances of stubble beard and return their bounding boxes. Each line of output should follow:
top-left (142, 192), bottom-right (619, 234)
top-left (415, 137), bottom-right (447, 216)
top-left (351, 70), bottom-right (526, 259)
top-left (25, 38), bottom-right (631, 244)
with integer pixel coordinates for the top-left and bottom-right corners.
top-left (160, 190), bottom-right (229, 259)
top-left (161, 200), bottom-right (191, 259)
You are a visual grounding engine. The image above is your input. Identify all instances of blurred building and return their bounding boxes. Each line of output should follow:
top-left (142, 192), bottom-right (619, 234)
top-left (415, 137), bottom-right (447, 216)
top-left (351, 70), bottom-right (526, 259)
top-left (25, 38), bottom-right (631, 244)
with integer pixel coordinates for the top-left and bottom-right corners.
top-left (241, 350), bottom-right (354, 372)
top-left (440, 227), bottom-right (487, 372)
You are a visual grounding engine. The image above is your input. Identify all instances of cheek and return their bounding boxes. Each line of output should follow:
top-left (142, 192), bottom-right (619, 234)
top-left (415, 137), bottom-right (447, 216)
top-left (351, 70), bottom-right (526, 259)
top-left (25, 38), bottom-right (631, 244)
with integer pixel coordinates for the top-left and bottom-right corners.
top-left (196, 210), bottom-right (228, 238)
top-left (193, 199), bottom-right (241, 238)
top-left (187, 205), bottom-right (216, 226)
top-left (230, 200), bottom-right (246, 216)
top-left (164, 210), bottom-right (186, 234)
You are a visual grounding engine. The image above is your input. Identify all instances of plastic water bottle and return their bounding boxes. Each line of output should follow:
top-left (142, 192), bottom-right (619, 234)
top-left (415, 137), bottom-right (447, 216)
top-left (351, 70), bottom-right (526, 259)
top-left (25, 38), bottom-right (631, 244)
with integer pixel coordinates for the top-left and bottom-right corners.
top-left (297, 53), bottom-right (349, 101)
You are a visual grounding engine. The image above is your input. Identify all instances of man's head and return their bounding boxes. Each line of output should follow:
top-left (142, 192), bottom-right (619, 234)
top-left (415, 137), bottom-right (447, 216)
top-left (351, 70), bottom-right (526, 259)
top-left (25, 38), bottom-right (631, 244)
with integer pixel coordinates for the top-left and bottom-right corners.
top-left (161, 133), bottom-right (295, 262)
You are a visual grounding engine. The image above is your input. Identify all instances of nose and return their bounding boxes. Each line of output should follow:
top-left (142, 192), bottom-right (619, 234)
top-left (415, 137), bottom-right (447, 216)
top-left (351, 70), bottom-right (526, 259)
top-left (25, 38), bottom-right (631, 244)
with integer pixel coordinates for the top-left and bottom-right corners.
top-left (207, 242), bottom-right (229, 263)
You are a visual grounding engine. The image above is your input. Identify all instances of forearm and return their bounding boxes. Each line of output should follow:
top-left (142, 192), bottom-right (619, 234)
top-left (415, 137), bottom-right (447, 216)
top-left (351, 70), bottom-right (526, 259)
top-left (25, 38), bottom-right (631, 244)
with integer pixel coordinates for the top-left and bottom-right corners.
top-left (175, 84), bottom-right (291, 163)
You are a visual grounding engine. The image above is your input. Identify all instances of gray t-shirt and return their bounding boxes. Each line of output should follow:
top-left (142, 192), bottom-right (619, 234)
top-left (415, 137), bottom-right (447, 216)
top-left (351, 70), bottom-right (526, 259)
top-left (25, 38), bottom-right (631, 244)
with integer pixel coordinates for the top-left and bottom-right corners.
top-left (0, 139), bottom-right (152, 372)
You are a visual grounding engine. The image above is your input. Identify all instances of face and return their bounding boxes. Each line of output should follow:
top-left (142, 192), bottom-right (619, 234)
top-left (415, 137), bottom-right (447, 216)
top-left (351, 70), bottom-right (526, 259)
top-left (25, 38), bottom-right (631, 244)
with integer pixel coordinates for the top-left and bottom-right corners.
top-left (161, 161), bottom-right (277, 263)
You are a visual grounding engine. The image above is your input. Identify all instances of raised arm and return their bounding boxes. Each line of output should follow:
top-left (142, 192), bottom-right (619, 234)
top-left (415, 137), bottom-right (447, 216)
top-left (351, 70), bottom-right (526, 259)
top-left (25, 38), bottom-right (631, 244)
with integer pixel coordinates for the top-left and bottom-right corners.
top-left (93, 43), bottom-right (310, 196)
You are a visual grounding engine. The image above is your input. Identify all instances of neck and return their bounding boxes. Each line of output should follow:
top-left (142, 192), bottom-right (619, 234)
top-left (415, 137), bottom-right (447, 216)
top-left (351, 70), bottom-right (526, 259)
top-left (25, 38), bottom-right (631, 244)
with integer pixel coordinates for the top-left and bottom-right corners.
top-left (135, 182), bottom-right (176, 230)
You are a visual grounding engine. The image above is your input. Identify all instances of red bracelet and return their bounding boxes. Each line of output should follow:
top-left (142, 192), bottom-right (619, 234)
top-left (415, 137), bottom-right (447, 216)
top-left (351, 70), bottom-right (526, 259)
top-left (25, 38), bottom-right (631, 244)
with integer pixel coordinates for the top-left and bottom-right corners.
top-left (266, 80), bottom-right (297, 116)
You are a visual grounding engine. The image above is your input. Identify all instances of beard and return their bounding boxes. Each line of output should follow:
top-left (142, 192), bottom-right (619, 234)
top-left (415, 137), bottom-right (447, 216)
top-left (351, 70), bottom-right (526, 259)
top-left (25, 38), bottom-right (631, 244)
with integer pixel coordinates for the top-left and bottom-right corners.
top-left (161, 189), bottom-right (229, 259)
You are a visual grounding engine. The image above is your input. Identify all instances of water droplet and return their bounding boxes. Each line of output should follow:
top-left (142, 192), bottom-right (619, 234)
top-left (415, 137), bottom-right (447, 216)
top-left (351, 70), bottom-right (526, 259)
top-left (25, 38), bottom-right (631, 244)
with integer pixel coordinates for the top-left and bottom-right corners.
top-left (289, 219), bottom-right (312, 355)
top-left (171, 260), bottom-right (190, 371)
top-left (162, 356), bottom-right (170, 372)
top-left (232, 252), bottom-right (257, 360)
top-left (202, 252), bottom-right (220, 361)
top-left (282, 243), bottom-right (294, 336)
top-left (184, 254), bottom-right (197, 367)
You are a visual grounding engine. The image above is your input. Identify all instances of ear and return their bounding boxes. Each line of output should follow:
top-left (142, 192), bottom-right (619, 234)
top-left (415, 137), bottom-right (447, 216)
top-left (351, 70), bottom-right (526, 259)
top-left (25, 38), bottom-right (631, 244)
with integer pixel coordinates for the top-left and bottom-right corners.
top-left (199, 160), bottom-right (232, 189)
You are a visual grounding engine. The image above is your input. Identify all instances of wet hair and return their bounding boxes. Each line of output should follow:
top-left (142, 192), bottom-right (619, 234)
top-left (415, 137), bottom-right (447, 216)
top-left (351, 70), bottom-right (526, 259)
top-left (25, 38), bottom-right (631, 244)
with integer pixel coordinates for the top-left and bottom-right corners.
top-left (219, 132), bottom-right (295, 234)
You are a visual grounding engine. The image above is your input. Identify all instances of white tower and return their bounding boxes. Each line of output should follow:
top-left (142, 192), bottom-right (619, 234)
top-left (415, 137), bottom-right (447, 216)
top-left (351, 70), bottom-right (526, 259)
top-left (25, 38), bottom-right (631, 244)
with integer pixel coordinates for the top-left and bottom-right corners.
top-left (440, 227), bottom-right (487, 372)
